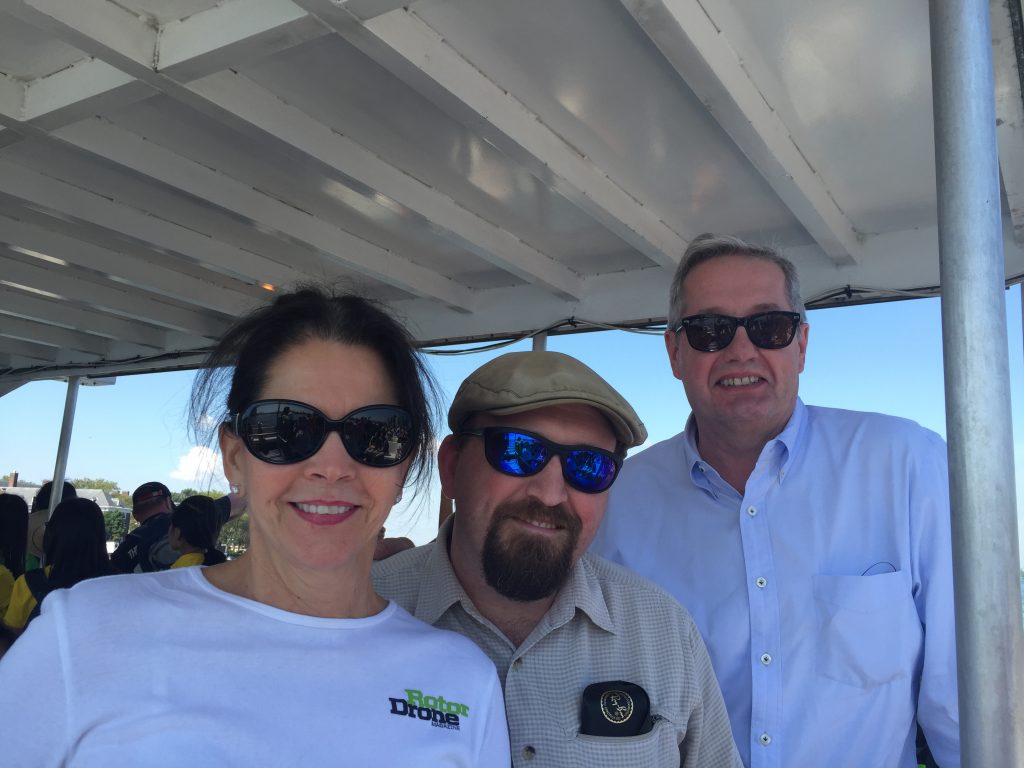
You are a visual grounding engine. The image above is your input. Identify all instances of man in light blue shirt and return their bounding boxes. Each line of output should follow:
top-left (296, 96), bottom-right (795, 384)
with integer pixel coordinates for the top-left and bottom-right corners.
top-left (591, 234), bottom-right (959, 768)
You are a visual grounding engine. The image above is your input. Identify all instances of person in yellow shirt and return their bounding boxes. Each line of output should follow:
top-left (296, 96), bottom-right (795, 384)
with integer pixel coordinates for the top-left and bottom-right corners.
top-left (168, 495), bottom-right (227, 569)
top-left (2, 497), bottom-right (110, 635)
top-left (0, 494), bottom-right (29, 616)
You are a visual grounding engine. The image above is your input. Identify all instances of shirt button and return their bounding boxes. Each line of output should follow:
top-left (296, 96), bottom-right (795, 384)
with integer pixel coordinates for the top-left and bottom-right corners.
top-left (522, 745), bottom-right (536, 759)
top-left (755, 577), bottom-right (767, 588)
top-left (747, 506), bottom-right (757, 516)
top-left (760, 653), bottom-right (773, 665)
top-left (760, 733), bottom-right (772, 746)
top-left (512, 658), bottom-right (523, 668)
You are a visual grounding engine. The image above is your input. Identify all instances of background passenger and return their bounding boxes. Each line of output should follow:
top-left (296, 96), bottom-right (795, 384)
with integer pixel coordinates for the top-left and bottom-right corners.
top-left (25, 480), bottom-right (76, 570)
top-left (0, 494), bottom-right (28, 615)
top-left (168, 495), bottom-right (227, 568)
top-left (3, 497), bottom-right (110, 636)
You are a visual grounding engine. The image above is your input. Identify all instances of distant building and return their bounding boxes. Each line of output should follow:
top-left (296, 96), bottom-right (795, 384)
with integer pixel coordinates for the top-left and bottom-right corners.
top-left (0, 486), bottom-right (125, 512)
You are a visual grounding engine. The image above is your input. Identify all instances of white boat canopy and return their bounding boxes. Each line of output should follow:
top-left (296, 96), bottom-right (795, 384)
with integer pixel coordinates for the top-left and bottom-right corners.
top-left (0, 0), bottom-right (1022, 388)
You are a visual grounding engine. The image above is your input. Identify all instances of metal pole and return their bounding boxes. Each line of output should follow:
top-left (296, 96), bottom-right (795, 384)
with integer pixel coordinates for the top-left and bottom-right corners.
top-left (930, 1), bottom-right (1024, 764)
top-left (47, 376), bottom-right (80, 521)
top-left (532, 332), bottom-right (547, 352)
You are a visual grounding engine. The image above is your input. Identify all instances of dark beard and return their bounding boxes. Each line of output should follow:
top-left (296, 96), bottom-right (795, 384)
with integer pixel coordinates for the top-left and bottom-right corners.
top-left (481, 499), bottom-right (581, 602)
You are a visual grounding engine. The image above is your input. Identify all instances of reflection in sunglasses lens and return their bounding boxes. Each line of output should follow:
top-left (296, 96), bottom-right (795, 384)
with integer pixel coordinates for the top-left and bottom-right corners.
top-left (237, 401), bottom-right (413, 467)
top-left (480, 429), bottom-right (618, 493)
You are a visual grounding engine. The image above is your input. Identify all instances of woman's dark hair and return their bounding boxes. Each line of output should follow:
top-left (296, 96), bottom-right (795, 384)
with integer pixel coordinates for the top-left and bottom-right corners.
top-left (42, 498), bottom-right (111, 589)
top-left (0, 494), bottom-right (28, 578)
top-left (190, 287), bottom-right (442, 492)
top-left (172, 495), bottom-right (222, 554)
top-left (31, 481), bottom-right (76, 513)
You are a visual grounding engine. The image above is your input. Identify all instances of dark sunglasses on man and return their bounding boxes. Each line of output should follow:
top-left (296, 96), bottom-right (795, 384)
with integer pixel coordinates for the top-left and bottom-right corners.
top-left (460, 427), bottom-right (621, 494)
top-left (673, 310), bottom-right (802, 353)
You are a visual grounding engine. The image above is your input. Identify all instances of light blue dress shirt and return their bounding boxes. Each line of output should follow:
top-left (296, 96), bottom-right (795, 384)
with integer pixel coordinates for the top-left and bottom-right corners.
top-left (591, 399), bottom-right (959, 768)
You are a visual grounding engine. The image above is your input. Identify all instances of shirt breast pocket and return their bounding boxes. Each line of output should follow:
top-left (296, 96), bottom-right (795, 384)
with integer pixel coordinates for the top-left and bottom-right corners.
top-left (813, 571), bottom-right (917, 689)
top-left (570, 713), bottom-right (679, 767)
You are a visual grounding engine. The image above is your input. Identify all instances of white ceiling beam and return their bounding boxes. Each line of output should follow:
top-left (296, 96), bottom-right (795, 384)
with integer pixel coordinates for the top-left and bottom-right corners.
top-left (2, 3), bottom-right (476, 311)
top-left (0, 286), bottom-right (166, 349)
top-left (0, 350), bottom-right (212, 383)
top-left (0, 314), bottom-right (111, 355)
top-left (294, 1), bottom-right (688, 271)
top-left (992, 0), bottom-right (1024, 244)
top-left (618, 0), bottom-right (862, 265)
top-left (22, 58), bottom-right (154, 130)
top-left (0, 254), bottom-right (227, 337)
top-left (52, 117), bottom-right (477, 311)
top-left (335, 0), bottom-right (419, 21)
top-left (157, 0), bottom-right (327, 80)
top-left (2, 0), bottom-right (323, 130)
top-left (5, 0), bottom-right (157, 73)
top-left (0, 214), bottom-right (257, 316)
top-left (0, 336), bottom-right (58, 362)
top-left (3, 1), bottom-right (476, 310)
top-left (187, 71), bottom-right (584, 300)
top-left (0, 72), bottom-right (25, 121)
top-left (0, 157), bottom-right (310, 288)
top-left (0, 197), bottom-right (276, 304)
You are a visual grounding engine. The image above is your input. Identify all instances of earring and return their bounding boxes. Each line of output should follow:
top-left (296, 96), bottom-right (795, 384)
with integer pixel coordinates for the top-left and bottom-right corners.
top-left (230, 483), bottom-right (240, 495)
top-left (394, 490), bottom-right (403, 504)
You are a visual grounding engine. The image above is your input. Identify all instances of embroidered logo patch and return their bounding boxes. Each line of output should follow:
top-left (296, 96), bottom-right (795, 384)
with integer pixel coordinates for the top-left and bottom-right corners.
top-left (600, 689), bottom-right (634, 724)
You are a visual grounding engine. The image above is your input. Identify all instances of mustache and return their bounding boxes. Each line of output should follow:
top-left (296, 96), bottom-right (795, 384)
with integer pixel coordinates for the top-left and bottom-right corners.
top-left (491, 498), bottom-right (581, 534)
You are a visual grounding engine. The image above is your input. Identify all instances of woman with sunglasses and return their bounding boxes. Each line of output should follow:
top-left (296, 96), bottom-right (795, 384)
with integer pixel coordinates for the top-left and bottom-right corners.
top-left (0, 288), bottom-right (510, 766)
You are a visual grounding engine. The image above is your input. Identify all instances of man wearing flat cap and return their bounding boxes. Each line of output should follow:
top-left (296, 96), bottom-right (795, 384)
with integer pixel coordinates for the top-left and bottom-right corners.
top-left (373, 351), bottom-right (740, 767)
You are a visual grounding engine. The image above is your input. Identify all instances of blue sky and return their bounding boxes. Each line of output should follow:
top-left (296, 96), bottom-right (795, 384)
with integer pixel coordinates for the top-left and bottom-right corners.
top-left (2, 290), bottom-right (1022, 558)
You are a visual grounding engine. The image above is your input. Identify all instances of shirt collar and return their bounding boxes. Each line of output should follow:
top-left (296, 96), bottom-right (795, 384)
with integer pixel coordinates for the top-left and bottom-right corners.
top-left (407, 514), bottom-right (472, 626)
top-left (410, 515), bottom-right (615, 636)
top-left (681, 397), bottom-right (808, 492)
top-left (541, 553), bottom-right (615, 635)
top-left (772, 397), bottom-right (806, 482)
top-left (682, 414), bottom-right (723, 497)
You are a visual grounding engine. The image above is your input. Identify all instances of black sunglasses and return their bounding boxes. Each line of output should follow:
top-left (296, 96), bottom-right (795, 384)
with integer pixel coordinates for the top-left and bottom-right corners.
top-left (673, 311), bottom-right (802, 352)
top-left (460, 427), bottom-right (621, 494)
top-left (229, 399), bottom-right (414, 467)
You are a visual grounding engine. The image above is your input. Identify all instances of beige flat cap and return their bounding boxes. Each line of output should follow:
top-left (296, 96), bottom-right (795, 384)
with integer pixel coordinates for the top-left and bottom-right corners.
top-left (448, 351), bottom-right (647, 448)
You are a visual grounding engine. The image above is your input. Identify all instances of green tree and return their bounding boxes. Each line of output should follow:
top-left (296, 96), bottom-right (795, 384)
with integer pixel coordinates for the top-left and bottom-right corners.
top-left (103, 509), bottom-right (129, 542)
top-left (70, 477), bottom-right (121, 494)
top-left (172, 488), bottom-right (225, 504)
top-left (219, 513), bottom-right (250, 556)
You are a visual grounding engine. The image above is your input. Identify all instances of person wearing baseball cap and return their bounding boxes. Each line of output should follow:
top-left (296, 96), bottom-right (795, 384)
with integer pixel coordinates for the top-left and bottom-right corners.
top-left (109, 481), bottom-right (177, 573)
top-left (374, 351), bottom-right (740, 766)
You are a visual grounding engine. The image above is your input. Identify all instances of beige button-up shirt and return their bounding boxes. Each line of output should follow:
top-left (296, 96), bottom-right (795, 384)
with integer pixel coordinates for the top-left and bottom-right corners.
top-left (373, 516), bottom-right (741, 768)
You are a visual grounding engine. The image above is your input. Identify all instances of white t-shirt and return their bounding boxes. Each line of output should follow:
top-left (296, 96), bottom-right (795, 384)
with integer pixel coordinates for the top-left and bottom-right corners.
top-left (0, 568), bottom-right (510, 767)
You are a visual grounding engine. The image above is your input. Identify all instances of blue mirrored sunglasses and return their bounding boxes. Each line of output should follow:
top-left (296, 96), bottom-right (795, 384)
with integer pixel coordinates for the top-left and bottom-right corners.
top-left (460, 427), bottom-right (621, 494)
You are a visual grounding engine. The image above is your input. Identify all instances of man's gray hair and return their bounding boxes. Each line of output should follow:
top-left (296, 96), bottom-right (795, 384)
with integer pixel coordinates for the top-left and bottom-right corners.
top-left (667, 233), bottom-right (806, 328)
